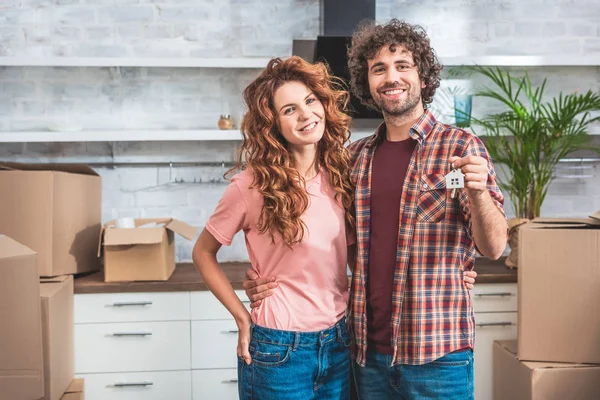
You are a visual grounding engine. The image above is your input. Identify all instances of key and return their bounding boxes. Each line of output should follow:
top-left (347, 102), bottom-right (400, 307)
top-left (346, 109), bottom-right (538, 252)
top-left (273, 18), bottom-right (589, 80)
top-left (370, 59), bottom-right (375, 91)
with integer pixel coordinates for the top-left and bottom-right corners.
top-left (445, 166), bottom-right (465, 199)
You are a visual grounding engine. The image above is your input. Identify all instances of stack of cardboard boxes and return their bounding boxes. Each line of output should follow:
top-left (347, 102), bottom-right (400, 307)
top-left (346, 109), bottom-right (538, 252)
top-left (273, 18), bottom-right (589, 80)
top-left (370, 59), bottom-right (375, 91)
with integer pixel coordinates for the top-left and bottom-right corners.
top-left (0, 163), bottom-right (198, 399)
top-left (494, 212), bottom-right (600, 399)
top-left (0, 163), bottom-right (101, 400)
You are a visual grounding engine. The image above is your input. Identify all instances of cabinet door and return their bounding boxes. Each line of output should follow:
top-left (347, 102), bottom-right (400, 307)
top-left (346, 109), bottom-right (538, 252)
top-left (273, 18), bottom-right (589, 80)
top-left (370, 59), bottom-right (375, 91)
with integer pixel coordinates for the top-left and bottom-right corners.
top-left (75, 321), bottom-right (191, 373)
top-left (474, 312), bottom-right (518, 400)
top-left (74, 292), bottom-right (191, 323)
top-left (191, 320), bottom-right (239, 369)
top-left (471, 283), bottom-right (517, 313)
top-left (76, 371), bottom-right (191, 400)
top-left (190, 290), bottom-right (250, 320)
top-left (192, 369), bottom-right (239, 400)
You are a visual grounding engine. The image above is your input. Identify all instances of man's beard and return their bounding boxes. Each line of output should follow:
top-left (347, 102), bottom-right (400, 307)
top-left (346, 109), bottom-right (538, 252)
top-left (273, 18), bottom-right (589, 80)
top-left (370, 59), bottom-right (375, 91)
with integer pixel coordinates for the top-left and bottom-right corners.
top-left (373, 87), bottom-right (421, 117)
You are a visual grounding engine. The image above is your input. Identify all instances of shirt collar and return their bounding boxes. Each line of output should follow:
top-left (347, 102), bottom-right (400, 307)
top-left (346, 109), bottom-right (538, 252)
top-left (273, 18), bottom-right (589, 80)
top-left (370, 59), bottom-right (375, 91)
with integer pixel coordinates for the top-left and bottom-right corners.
top-left (366, 109), bottom-right (437, 148)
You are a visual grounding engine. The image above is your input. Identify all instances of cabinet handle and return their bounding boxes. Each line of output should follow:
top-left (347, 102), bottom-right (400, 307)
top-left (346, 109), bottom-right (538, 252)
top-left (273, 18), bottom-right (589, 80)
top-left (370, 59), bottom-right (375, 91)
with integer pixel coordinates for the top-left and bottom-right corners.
top-left (110, 332), bottom-right (152, 337)
top-left (222, 379), bottom-right (238, 384)
top-left (110, 301), bottom-right (153, 307)
top-left (474, 292), bottom-right (513, 297)
top-left (114, 381), bottom-right (154, 387)
top-left (476, 322), bottom-right (513, 327)
top-left (222, 330), bottom-right (239, 334)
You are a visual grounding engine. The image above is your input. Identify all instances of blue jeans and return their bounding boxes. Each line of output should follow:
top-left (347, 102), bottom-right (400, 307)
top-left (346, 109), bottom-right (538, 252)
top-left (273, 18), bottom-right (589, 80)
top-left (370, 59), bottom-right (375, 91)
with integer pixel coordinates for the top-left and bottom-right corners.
top-left (352, 349), bottom-right (474, 400)
top-left (238, 318), bottom-right (351, 400)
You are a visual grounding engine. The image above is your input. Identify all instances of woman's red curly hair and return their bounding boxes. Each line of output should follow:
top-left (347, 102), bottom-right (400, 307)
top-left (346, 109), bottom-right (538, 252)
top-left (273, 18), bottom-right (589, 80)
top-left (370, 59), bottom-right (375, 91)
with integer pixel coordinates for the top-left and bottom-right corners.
top-left (228, 56), bottom-right (355, 247)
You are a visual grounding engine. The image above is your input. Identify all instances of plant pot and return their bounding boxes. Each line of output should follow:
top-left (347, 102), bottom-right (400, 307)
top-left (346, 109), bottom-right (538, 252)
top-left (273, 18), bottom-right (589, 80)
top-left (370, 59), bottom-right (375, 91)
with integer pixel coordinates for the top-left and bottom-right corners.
top-left (505, 218), bottom-right (531, 269)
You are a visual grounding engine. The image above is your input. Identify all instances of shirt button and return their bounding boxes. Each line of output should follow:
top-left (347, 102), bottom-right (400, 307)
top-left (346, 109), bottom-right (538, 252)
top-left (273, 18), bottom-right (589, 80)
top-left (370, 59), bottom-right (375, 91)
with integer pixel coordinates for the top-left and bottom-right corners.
top-left (422, 183), bottom-right (428, 189)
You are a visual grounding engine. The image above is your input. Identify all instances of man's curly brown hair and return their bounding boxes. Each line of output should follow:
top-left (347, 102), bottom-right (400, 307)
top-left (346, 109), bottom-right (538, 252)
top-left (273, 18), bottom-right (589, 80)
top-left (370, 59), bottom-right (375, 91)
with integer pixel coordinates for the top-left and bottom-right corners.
top-left (347, 19), bottom-right (443, 111)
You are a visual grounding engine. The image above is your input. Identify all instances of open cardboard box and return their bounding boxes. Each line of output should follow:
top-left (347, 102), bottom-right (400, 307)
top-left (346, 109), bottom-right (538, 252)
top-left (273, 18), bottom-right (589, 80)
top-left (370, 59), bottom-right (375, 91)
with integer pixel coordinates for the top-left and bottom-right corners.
top-left (99, 218), bottom-right (197, 282)
top-left (0, 162), bottom-right (101, 277)
top-left (518, 211), bottom-right (600, 364)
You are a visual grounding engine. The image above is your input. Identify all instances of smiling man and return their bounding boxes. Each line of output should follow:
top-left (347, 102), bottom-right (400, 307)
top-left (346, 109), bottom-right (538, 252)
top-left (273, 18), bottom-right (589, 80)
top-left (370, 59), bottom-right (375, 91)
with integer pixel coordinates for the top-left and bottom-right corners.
top-left (345, 19), bottom-right (508, 399)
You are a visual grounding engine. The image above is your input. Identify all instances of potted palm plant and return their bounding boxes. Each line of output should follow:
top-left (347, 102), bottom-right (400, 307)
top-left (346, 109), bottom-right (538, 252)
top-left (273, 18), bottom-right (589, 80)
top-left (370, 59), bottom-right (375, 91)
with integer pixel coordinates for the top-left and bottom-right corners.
top-left (463, 66), bottom-right (600, 268)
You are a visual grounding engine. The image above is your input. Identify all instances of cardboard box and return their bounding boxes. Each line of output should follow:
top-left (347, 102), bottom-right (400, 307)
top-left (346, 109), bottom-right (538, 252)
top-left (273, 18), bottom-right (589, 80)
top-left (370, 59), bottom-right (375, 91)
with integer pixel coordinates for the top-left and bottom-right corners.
top-left (40, 275), bottom-right (74, 400)
top-left (0, 162), bottom-right (102, 277)
top-left (518, 213), bottom-right (600, 364)
top-left (60, 378), bottom-right (84, 400)
top-left (100, 218), bottom-right (197, 282)
top-left (0, 235), bottom-right (44, 400)
top-left (494, 341), bottom-right (600, 400)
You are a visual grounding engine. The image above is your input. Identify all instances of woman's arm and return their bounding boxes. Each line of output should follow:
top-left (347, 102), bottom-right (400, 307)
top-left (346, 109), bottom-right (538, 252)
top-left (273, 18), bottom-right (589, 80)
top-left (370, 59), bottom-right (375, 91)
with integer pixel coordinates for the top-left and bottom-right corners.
top-left (192, 228), bottom-right (252, 364)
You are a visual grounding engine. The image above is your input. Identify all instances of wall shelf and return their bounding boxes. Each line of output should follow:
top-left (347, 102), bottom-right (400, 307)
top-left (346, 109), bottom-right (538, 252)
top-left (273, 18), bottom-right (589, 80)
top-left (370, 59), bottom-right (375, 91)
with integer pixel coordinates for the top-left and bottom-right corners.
top-left (0, 129), bottom-right (375, 143)
top-left (441, 55), bottom-right (599, 67)
top-left (0, 56), bottom-right (597, 68)
top-left (0, 57), bottom-right (273, 68)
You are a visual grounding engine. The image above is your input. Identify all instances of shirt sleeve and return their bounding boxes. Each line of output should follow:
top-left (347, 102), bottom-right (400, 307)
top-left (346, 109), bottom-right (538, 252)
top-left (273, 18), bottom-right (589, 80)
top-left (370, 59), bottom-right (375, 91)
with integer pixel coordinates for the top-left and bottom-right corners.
top-left (458, 135), bottom-right (507, 239)
top-left (205, 181), bottom-right (248, 246)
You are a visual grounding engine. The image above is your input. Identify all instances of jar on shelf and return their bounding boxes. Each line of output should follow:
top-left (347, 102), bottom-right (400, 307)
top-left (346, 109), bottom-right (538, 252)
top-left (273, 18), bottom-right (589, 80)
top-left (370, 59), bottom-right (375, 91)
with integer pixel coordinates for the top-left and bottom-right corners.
top-left (218, 114), bottom-right (234, 130)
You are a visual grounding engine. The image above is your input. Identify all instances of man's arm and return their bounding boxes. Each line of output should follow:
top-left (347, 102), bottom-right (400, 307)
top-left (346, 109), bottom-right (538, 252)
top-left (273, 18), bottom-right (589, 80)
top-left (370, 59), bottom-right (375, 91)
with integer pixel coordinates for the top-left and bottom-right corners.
top-left (449, 154), bottom-right (508, 259)
top-left (242, 270), bottom-right (277, 308)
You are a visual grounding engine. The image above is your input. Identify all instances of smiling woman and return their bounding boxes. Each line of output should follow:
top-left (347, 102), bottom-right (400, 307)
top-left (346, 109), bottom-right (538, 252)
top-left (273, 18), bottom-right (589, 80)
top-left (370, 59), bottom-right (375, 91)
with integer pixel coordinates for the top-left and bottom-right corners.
top-left (272, 81), bottom-right (326, 152)
top-left (191, 55), bottom-right (357, 400)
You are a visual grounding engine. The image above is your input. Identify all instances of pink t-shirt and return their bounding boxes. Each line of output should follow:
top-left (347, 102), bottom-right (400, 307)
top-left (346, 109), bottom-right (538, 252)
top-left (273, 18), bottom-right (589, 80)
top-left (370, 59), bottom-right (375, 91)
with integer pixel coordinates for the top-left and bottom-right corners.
top-left (206, 168), bottom-right (351, 332)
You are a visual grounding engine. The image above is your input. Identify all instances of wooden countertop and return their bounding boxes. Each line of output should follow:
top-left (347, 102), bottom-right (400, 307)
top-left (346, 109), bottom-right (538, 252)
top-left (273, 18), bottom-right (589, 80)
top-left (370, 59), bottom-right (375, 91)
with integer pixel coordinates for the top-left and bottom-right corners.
top-left (74, 257), bottom-right (516, 294)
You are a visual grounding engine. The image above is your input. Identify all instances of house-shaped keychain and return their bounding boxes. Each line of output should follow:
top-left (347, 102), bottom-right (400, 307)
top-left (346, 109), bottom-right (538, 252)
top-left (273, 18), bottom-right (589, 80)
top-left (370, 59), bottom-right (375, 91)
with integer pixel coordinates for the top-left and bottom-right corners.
top-left (445, 168), bottom-right (465, 198)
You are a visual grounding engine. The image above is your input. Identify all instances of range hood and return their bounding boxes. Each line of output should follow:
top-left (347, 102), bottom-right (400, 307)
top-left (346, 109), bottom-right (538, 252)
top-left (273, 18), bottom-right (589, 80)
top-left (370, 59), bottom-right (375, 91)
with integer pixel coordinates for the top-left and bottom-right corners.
top-left (320, 0), bottom-right (376, 36)
top-left (293, 0), bottom-right (380, 119)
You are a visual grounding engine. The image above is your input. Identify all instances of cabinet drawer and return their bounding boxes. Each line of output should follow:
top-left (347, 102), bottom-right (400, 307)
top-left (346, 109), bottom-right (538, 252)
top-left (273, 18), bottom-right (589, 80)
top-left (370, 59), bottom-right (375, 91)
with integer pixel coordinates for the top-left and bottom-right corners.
top-left (74, 292), bottom-right (190, 323)
top-left (75, 321), bottom-right (191, 373)
top-left (190, 290), bottom-right (250, 320)
top-left (76, 371), bottom-right (191, 400)
top-left (474, 312), bottom-right (518, 400)
top-left (191, 320), bottom-right (239, 369)
top-left (471, 283), bottom-right (517, 313)
top-left (192, 369), bottom-right (238, 400)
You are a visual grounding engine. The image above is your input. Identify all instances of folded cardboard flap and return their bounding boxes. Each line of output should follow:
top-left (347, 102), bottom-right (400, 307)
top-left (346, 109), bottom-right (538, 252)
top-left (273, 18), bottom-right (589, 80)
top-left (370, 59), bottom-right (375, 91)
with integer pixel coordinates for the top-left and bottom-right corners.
top-left (0, 234), bottom-right (37, 258)
top-left (531, 213), bottom-right (600, 227)
top-left (60, 378), bottom-right (84, 400)
top-left (0, 162), bottom-right (99, 176)
top-left (498, 341), bottom-right (596, 370)
top-left (165, 218), bottom-right (198, 240)
top-left (103, 228), bottom-right (165, 246)
top-left (40, 274), bottom-right (70, 297)
top-left (100, 218), bottom-right (197, 251)
top-left (64, 378), bottom-right (84, 394)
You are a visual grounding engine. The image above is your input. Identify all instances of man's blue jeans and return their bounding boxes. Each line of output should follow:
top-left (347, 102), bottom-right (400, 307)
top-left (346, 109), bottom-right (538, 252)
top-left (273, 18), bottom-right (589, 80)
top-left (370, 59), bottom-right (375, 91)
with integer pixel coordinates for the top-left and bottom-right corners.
top-left (238, 318), bottom-right (351, 399)
top-left (352, 349), bottom-right (474, 399)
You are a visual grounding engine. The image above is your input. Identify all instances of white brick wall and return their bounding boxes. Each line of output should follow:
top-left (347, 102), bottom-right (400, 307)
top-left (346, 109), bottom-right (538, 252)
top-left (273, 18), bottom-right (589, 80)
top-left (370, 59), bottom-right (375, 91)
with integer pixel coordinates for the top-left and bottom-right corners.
top-left (1, 0), bottom-right (599, 261)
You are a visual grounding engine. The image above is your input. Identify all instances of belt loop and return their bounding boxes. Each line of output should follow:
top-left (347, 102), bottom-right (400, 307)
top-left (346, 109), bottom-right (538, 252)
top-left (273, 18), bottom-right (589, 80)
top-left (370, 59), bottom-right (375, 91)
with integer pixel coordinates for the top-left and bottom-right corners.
top-left (292, 332), bottom-right (299, 351)
top-left (336, 320), bottom-right (343, 341)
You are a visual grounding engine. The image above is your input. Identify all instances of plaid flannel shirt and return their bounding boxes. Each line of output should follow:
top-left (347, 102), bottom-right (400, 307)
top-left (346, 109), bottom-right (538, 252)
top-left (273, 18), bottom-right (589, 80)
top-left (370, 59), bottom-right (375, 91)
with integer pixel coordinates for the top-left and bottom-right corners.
top-left (348, 110), bottom-right (505, 366)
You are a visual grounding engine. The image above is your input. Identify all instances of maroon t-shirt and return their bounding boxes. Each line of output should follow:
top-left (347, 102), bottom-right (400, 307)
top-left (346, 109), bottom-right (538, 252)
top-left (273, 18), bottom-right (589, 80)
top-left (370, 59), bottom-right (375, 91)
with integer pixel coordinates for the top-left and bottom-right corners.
top-left (367, 136), bottom-right (417, 355)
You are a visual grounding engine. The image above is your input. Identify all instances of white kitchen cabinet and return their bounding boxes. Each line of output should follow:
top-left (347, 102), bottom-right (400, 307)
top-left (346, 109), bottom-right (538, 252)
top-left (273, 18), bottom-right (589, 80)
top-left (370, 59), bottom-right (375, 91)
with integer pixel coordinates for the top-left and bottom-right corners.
top-left (75, 321), bottom-right (191, 373)
top-left (191, 320), bottom-right (240, 370)
top-left (76, 370), bottom-right (192, 400)
top-left (190, 290), bottom-right (250, 320)
top-left (75, 290), bottom-right (246, 400)
top-left (472, 283), bottom-right (518, 400)
top-left (74, 292), bottom-right (191, 323)
top-left (192, 369), bottom-right (239, 400)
